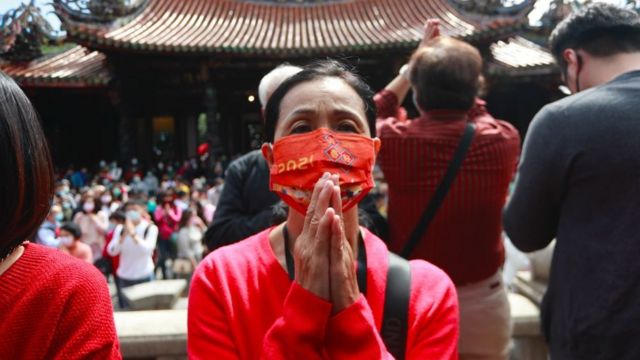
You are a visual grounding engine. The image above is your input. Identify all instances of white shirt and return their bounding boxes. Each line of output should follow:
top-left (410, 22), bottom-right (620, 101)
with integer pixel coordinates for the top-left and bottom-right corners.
top-left (107, 221), bottom-right (158, 280)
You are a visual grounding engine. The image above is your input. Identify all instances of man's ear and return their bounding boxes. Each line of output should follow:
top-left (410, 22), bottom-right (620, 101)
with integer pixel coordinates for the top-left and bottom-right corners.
top-left (563, 48), bottom-right (577, 67)
top-left (261, 143), bottom-right (274, 167)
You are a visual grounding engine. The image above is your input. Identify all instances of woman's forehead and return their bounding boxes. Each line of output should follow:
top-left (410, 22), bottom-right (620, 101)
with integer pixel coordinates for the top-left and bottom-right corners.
top-left (279, 77), bottom-right (365, 118)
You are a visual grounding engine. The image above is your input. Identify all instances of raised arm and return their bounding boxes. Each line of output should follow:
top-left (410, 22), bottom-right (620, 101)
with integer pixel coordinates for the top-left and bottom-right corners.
top-left (375, 19), bottom-right (441, 122)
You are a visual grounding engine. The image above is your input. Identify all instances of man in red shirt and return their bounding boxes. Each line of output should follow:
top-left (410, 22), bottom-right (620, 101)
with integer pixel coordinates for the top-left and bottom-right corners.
top-left (375, 20), bottom-right (520, 359)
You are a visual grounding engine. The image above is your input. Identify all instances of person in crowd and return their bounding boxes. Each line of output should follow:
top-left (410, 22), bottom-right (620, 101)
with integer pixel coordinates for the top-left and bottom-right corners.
top-left (188, 60), bottom-right (458, 358)
top-left (204, 64), bottom-right (388, 251)
top-left (375, 19), bottom-right (520, 359)
top-left (0, 71), bottom-right (120, 358)
top-left (73, 194), bottom-right (109, 261)
top-left (36, 205), bottom-right (63, 248)
top-left (206, 177), bottom-right (224, 207)
top-left (130, 173), bottom-right (149, 195)
top-left (154, 191), bottom-right (182, 279)
top-left (144, 170), bottom-right (159, 196)
top-left (175, 189), bottom-right (190, 211)
top-left (58, 222), bottom-right (93, 264)
top-left (107, 200), bottom-right (158, 308)
top-left (202, 65), bottom-right (301, 252)
top-left (99, 188), bottom-right (114, 217)
top-left (103, 211), bottom-right (126, 308)
top-left (504, 4), bottom-right (640, 358)
top-left (110, 185), bottom-right (125, 213)
top-left (109, 161), bottom-right (122, 182)
top-left (174, 209), bottom-right (206, 278)
top-left (71, 167), bottom-right (89, 189)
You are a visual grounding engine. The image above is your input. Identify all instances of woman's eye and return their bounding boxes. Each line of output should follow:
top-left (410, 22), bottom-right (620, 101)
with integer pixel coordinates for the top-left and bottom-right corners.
top-left (290, 123), bottom-right (312, 134)
top-left (336, 121), bottom-right (359, 133)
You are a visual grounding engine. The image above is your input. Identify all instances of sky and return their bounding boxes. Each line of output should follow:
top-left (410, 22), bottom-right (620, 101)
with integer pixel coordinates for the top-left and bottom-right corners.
top-left (0, 0), bottom-right (61, 33)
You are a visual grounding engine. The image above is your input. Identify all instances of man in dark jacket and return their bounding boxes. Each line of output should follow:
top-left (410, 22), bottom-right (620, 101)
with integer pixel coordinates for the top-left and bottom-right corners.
top-left (504, 4), bottom-right (640, 358)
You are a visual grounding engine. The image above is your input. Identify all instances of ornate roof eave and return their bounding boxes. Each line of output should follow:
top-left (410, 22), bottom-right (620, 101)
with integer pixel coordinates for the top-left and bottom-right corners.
top-left (0, 45), bottom-right (112, 88)
top-left (56, 0), bottom-right (528, 57)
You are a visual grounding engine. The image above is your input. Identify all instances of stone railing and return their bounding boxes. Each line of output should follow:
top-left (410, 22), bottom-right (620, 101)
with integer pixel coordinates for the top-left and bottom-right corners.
top-left (115, 292), bottom-right (547, 359)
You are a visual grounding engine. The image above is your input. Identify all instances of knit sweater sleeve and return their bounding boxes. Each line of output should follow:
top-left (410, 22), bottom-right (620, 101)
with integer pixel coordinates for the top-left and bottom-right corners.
top-left (324, 261), bottom-right (459, 359)
top-left (188, 257), bottom-right (333, 359)
top-left (46, 263), bottom-right (121, 359)
top-left (261, 283), bottom-right (333, 359)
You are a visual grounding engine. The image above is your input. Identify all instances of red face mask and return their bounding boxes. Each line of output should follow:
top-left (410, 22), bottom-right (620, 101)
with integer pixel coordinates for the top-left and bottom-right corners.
top-left (269, 128), bottom-right (377, 214)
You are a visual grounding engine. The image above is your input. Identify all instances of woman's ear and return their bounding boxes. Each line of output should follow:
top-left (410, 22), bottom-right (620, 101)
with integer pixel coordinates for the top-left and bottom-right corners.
top-left (373, 138), bottom-right (381, 155)
top-left (261, 143), bottom-right (274, 167)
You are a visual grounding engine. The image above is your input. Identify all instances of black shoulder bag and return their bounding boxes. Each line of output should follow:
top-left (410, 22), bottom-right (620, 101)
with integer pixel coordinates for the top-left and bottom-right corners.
top-left (400, 121), bottom-right (476, 258)
top-left (381, 121), bottom-right (475, 359)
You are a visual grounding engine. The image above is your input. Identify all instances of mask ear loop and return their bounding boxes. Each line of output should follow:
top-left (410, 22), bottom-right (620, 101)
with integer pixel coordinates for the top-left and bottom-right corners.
top-left (575, 54), bottom-right (583, 93)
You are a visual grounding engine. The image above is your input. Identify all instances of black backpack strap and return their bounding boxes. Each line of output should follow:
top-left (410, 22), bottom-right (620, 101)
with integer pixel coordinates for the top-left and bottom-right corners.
top-left (400, 122), bottom-right (476, 258)
top-left (381, 252), bottom-right (411, 360)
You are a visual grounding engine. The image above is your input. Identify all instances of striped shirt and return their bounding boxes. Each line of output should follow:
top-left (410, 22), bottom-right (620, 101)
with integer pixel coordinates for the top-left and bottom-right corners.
top-left (375, 89), bottom-right (520, 285)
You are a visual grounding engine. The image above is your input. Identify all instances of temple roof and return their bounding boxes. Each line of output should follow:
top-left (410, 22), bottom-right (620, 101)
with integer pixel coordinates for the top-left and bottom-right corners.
top-left (488, 36), bottom-right (556, 76)
top-left (0, 45), bottom-right (111, 88)
top-left (56, 0), bottom-right (526, 56)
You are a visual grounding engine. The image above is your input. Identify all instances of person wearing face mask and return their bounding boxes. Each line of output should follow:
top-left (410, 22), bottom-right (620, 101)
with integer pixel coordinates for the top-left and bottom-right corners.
top-left (100, 191), bottom-right (113, 217)
top-left (73, 195), bottom-right (109, 261)
top-left (59, 222), bottom-right (93, 264)
top-left (188, 60), bottom-right (458, 359)
top-left (107, 201), bottom-right (158, 309)
top-left (36, 205), bottom-right (63, 248)
top-left (504, 4), bottom-right (640, 358)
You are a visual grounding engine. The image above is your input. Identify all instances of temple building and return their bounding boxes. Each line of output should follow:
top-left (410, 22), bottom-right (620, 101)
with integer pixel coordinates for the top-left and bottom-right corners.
top-left (1, 0), bottom-right (558, 168)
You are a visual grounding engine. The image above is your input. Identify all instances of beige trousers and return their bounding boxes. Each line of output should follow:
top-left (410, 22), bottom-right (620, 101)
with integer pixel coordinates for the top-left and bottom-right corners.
top-left (457, 271), bottom-right (512, 360)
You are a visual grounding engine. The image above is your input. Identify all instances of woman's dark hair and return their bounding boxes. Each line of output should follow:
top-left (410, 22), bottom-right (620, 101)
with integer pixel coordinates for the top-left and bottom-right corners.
top-left (550, 3), bottom-right (640, 67)
top-left (60, 222), bottom-right (82, 240)
top-left (0, 71), bottom-right (54, 258)
top-left (179, 209), bottom-right (193, 229)
top-left (264, 60), bottom-right (376, 142)
top-left (81, 196), bottom-right (100, 214)
top-left (109, 210), bottom-right (126, 223)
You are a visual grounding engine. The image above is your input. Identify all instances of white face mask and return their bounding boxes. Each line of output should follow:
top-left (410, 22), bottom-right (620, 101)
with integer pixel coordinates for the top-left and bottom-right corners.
top-left (83, 202), bottom-right (95, 213)
top-left (126, 210), bottom-right (141, 223)
top-left (101, 195), bottom-right (112, 204)
top-left (60, 236), bottom-right (74, 247)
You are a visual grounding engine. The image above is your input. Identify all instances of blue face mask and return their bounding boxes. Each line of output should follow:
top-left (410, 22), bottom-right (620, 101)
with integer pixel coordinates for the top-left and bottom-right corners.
top-left (55, 213), bottom-right (64, 222)
top-left (126, 210), bottom-right (141, 223)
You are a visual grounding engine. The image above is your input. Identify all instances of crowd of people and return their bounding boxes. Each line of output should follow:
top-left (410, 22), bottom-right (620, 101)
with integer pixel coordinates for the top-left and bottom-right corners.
top-left (1, 3), bottom-right (640, 359)
top-left (36, 157), bottom-right (229, 307)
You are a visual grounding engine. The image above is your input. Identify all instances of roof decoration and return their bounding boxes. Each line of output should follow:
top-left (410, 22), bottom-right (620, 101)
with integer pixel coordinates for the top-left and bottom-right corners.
top-left (1, 1), bottom-right (64, 62)
top-left (54, 0), bottom-right (148, 23)
top-left (0, 45), bottom-right (111, 87)
top-left (55, 0), bottom-right (526, 56)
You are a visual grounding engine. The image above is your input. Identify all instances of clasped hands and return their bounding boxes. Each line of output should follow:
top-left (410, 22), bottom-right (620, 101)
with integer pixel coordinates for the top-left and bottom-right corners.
top-left (293, 172), bottom-right (360, 315)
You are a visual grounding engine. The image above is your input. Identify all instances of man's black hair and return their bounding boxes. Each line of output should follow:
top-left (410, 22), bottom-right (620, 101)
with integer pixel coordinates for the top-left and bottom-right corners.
top-left (550, 3), bottom-right (640, 66)
top-left (60, 222), bottom-right (82, 239)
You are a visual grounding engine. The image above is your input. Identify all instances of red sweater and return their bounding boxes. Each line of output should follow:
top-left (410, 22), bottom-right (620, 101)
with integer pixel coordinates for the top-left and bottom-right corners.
top-left (188, 227), bottom-right (458, 359)
top-left (375, 90), bottom-right (520, 285)
top-left (0, 243), bottom-right (121, 359)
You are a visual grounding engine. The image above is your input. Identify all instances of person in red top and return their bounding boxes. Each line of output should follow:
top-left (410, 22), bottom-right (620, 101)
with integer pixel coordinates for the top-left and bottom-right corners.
top-left (375, 20), bottom-right (520, 359)
top-left (0, 70), bottom-right (120, 359)
top-left (59, 222), bottom-right (94, 264)
top-left (188, 61), bottom-right (458, 359)
top-left (154, 191), bottom-right (182, 279)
